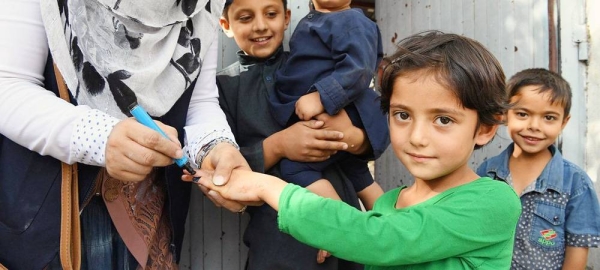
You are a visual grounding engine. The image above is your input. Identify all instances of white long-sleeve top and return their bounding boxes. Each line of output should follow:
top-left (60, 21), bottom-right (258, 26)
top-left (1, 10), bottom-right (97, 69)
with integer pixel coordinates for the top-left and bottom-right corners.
top-left (0, 0), bottom-right (235, 168)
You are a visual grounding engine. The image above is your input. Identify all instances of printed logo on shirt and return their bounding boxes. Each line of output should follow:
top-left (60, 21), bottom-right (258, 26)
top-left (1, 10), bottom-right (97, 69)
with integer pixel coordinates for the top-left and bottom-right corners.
top-left (538, 229), bottom-right (557, 246)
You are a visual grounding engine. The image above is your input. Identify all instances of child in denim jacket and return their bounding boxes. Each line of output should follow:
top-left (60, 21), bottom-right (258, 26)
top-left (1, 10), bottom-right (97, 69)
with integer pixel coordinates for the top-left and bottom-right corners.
top-left (477, 68), bottom-right (600, 269)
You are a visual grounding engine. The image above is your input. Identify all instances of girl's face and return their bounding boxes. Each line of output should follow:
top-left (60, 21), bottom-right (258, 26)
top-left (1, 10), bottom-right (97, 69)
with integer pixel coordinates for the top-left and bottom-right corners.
top-left (506, 85), bottom-right (570, 157)
top-left (312, 0), bottom-right (352, 12)
top-left (220, 0), bottom-right (290, 59)
top-left (388, 71), bottom-right (496, 184)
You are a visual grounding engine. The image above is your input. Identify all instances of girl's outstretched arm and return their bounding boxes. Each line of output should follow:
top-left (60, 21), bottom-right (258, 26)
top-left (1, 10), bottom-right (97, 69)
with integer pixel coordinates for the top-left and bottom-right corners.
top-left (186, 171), bottom-right (520, 267)
top-left (189, 169), bottom-right (287, 210)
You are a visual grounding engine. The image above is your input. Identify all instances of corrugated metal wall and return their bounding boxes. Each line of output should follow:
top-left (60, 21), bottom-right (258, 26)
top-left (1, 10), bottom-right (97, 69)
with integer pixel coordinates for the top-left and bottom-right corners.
top-left (179, 0), bottom-right (600, 268)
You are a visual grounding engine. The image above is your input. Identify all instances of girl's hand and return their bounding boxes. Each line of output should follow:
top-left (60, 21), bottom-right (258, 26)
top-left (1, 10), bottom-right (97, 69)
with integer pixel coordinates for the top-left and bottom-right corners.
top-left (190, 169), bottom-right (287, 211)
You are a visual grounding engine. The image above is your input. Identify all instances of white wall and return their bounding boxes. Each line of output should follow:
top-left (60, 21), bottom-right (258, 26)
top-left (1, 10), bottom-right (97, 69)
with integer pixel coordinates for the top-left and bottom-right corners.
top-left (586, 0), bottom-right (600, 266)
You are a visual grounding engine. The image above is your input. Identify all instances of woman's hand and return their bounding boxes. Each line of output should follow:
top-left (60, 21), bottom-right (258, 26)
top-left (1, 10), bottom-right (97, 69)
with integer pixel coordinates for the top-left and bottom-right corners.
top-left (200, 142), bottom-right (251, 184)
top-left (105, 118), bottom-right (183, 182)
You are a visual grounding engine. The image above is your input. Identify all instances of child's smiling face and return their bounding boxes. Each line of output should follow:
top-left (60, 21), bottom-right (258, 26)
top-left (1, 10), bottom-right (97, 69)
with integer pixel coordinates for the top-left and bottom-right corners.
top-left (388, 70), bottom-right (496, 184)
top-left (220, 0), bottom-right (290, 59)
top-left (507, 85), bottom-right (570, 157)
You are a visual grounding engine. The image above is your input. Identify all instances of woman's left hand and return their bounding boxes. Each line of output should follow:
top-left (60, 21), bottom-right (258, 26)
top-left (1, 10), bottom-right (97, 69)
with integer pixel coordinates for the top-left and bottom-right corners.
top-left (182, 142), bottom-right (263, 212)
top-left (200, 142), bottom-right (250, 185)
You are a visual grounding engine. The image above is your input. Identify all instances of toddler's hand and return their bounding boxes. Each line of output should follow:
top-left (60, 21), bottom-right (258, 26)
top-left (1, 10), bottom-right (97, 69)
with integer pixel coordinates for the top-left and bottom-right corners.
top-left (296, 92), bottom-right (325, 120)
top-left (317, 249), bottom-right (331, 264)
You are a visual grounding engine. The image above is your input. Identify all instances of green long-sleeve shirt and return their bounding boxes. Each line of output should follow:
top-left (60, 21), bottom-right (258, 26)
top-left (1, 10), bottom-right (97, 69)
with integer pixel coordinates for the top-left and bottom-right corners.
top-left (278, 177), bottom-right (521, 269)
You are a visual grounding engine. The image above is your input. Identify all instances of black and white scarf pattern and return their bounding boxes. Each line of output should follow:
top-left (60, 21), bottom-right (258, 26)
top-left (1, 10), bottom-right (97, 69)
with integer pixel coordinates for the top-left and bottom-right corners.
top-left (41, 0), bottom-right (225, 118)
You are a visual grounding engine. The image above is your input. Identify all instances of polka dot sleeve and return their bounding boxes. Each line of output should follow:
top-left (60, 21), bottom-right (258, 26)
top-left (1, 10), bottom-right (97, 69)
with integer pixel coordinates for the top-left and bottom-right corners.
top-left (70, 109), bottom-right (119, 166)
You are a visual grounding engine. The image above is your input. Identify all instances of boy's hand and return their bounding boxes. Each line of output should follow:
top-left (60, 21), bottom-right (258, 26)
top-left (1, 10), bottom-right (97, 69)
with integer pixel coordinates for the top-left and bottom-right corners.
top-left (296, 91), bottom-right (325, 120)
top-left (278, 120), bottom-right (348, 162)
top-left (315, 111), bottom-right (369, 155)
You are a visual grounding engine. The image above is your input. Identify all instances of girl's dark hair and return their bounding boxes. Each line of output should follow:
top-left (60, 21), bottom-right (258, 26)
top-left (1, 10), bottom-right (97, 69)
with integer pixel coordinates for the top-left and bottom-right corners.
top-left (223, 0), bottom-right (288, 20)
top-left (379, 31), bottom-right (507, 129)
top-left (506, 68), bottom-right (572, 116)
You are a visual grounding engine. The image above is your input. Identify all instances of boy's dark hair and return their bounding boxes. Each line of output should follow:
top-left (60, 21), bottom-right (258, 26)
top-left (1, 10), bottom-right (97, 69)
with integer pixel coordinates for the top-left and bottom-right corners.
top-left (506, 68), bottom-right (572, 116)
top-left (223, 0), bottom-right (288, 20)
top-left (379, 31), bottom-right (507, 129)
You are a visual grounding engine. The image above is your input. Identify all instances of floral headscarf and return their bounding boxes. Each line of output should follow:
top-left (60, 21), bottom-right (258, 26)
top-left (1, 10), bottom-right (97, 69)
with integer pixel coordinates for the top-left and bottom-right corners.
top-left (41, 0), bottom-right (225, 118)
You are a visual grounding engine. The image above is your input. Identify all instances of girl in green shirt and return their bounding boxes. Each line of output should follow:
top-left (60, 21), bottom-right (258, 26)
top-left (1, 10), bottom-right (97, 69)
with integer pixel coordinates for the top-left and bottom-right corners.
top-left (186, 31), bottom-right (521, 269)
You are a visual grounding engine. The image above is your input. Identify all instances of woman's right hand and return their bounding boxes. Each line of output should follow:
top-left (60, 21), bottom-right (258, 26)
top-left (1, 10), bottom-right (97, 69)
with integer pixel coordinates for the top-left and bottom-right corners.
top-left (105, 118), bottom-right (183, 182)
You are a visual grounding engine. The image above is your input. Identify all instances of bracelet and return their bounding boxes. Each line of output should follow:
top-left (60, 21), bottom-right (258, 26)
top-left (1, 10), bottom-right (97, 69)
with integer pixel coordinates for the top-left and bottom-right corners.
top-left (195, 137), bottom-right (238, 167)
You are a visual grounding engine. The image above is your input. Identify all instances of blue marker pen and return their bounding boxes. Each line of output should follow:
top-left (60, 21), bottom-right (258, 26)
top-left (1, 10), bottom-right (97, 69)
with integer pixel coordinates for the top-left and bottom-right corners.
top-left (129, 103), bottom-right (196, 175)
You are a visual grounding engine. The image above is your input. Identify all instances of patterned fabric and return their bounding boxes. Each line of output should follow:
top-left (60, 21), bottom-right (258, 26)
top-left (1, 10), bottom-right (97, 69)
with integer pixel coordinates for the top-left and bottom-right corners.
top-left (101, 169), bottom-right (176, 269)
top-left (477, 143), bottom-right (600, 270)
top-left (40, 0), bottom-right (225, 118)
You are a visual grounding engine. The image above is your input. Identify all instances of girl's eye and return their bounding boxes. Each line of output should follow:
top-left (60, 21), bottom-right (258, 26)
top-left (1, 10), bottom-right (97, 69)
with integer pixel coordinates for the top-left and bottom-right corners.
top-left (515, 112), bottom-right (527, 118)
top-left (435, 116), bottom-right (453, 126)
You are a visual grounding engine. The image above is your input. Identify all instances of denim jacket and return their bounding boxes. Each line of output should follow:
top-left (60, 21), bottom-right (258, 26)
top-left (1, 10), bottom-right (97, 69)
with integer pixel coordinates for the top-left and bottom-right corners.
top-left (477, 143), bottom-right (600, 269)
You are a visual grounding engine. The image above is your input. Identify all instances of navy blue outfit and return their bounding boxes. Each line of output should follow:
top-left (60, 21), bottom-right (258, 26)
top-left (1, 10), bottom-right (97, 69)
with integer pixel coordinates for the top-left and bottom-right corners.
top-left (271, 8), bottom-right (388, 190)
top-left (0, 54), bottom-right (194, 269)
top-left (477, 143), bottom-right (600, 270)
top-left (217, 47), bottom-right (363, 270)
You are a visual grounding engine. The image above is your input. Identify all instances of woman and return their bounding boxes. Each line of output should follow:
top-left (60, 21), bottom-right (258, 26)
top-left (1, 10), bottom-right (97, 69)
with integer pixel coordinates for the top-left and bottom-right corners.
top-left (0, 0), bottom-right (249, 268)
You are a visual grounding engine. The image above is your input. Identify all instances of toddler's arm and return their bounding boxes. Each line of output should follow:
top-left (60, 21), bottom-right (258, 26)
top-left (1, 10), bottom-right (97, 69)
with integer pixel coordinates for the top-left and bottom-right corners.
top-left (312, 20), bottom-right (381, 115)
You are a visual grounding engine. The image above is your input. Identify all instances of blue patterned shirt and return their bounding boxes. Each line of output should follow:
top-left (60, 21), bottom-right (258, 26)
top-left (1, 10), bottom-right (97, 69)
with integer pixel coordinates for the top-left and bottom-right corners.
top-left (478, 143), bottom-right (600, 269)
